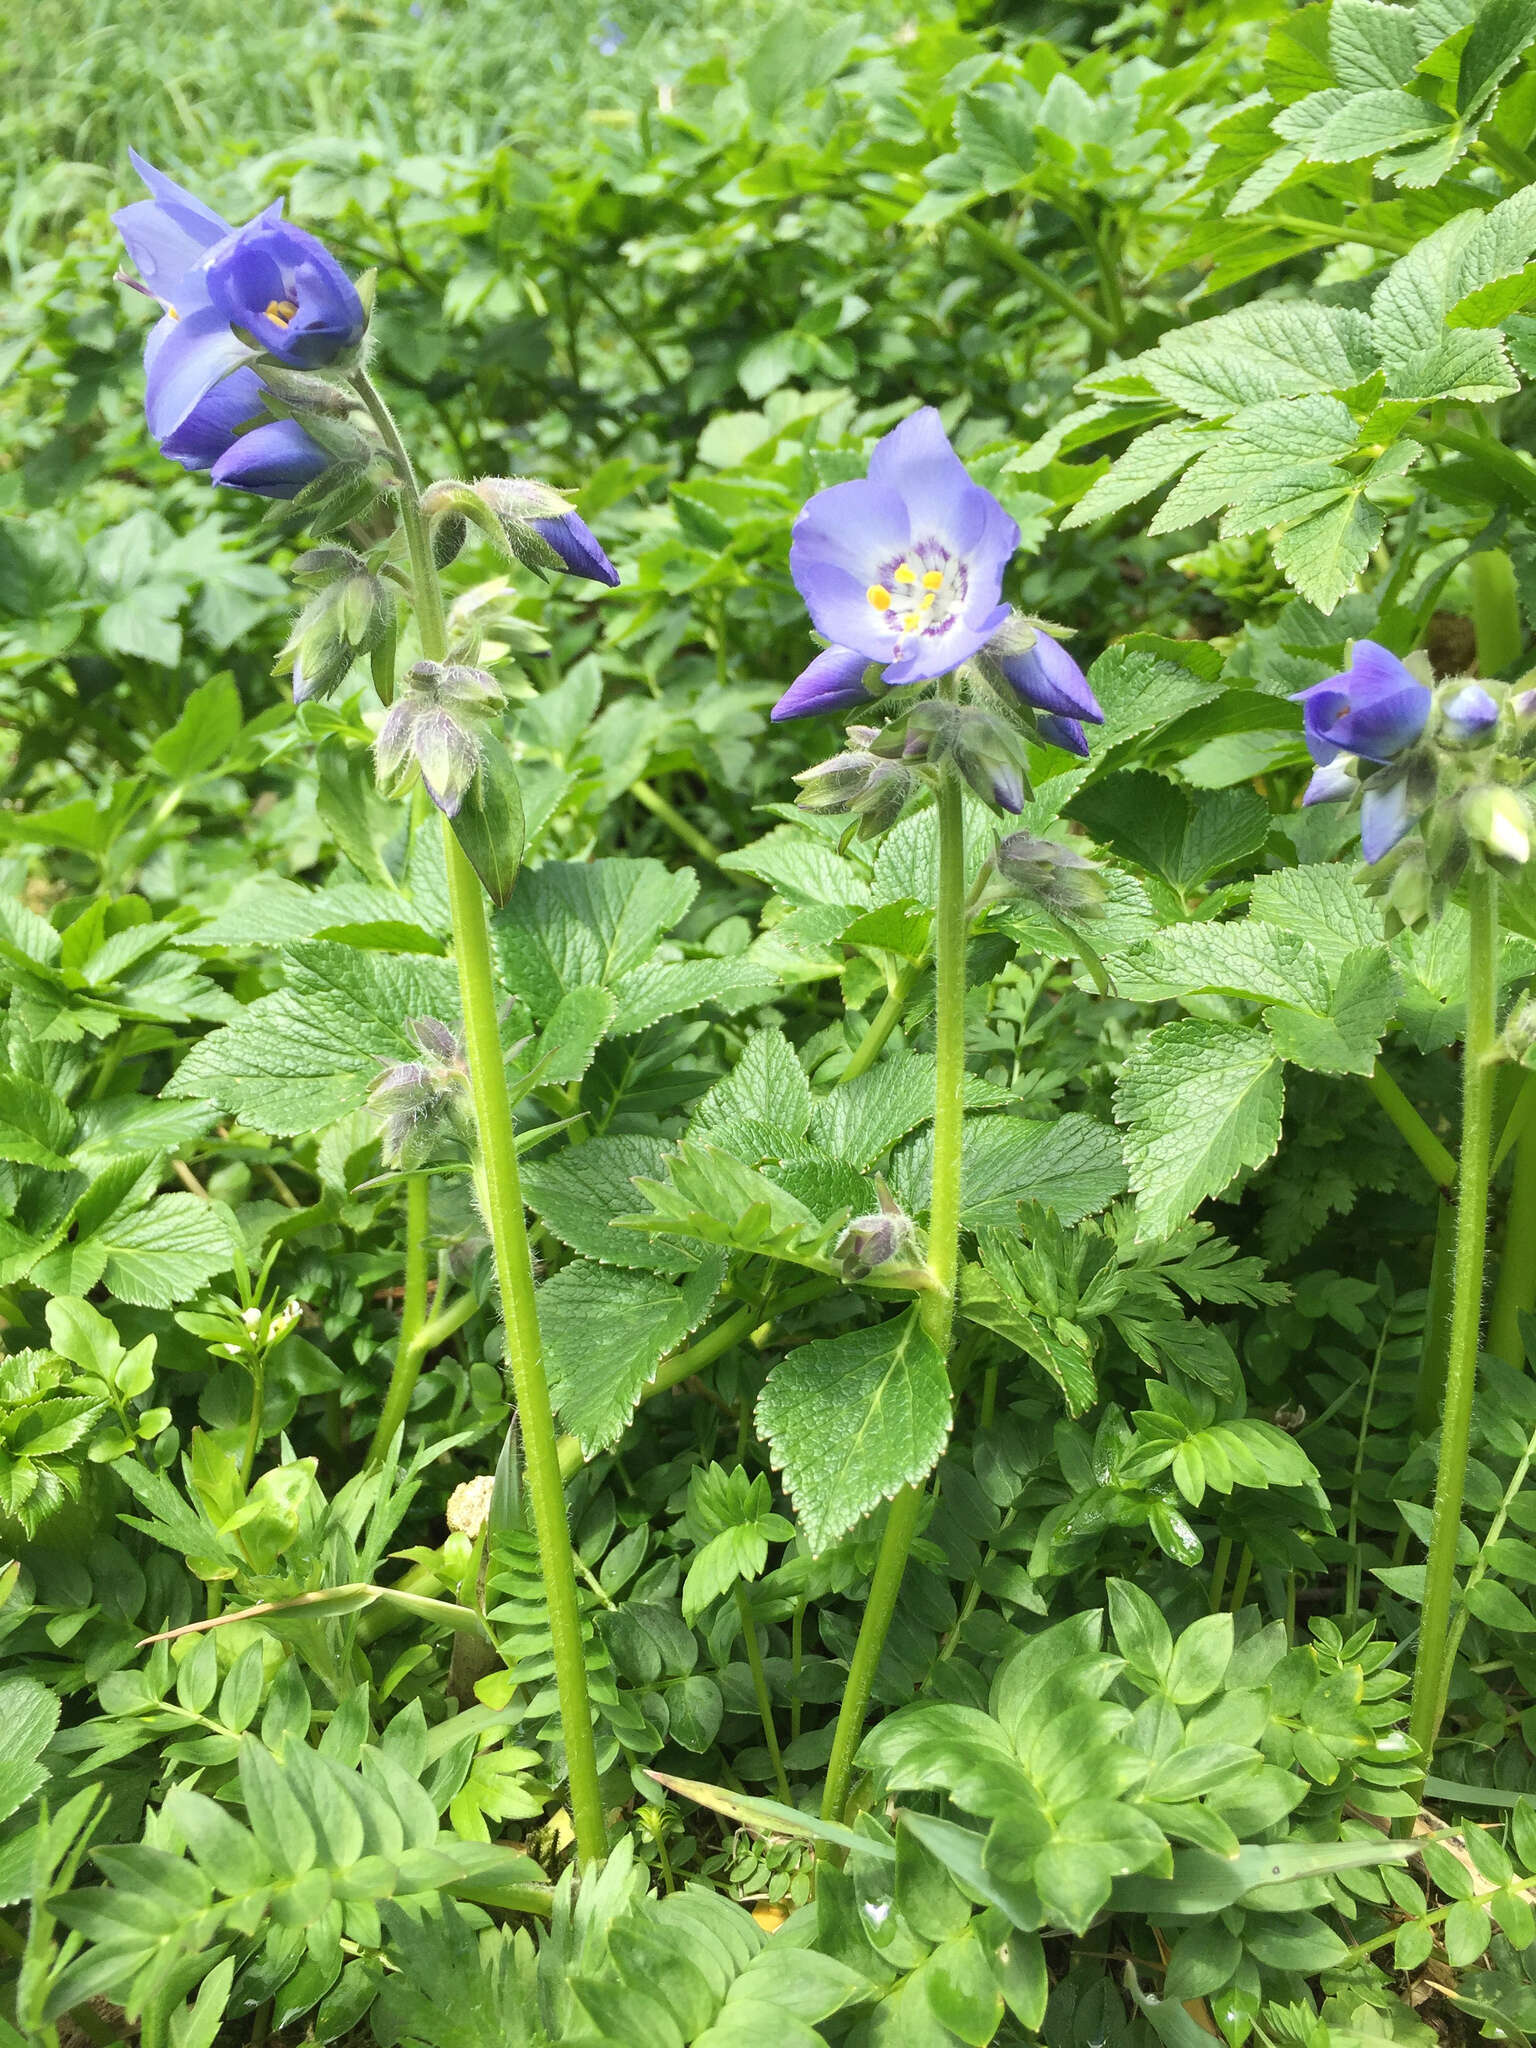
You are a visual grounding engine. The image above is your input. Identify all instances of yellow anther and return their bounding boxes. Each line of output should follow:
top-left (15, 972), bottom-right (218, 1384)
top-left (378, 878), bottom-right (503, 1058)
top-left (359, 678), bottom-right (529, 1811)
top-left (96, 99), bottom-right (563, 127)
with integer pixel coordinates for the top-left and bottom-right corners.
top-left (264, 297), bottom-right (299, 327)
top-left (866, 584), bottom-right (892, 611)
top-left (893, 563), bottom-right (918, 586)
top-left (918, 592), bottom-right (937, 613)
top-left (922, 569), bottom-right (944, 591)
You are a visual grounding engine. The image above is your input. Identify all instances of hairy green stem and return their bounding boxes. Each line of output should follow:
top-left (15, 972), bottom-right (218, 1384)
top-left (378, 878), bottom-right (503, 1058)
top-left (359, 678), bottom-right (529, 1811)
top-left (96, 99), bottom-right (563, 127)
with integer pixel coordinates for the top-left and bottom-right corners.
top-left (735, 1584), bottom-right (790, 1801)
top-left (240, 1354), bottom-right (266, 1488)
top-left (839, 957), bottom-right (926, 1083)
top-left (1368, 1063), bottom-right (1457, 1191)
top-left (1471, 548), bottom-right (1523, 675)
top-left (1414, 1198), bottom-right (1458, 1439)
top-left (365, 1176), bottom-right (432, 1469)
top-left (820, 765), bottom-right (968, 1829)
top-left (1490, 1076), bottom-right (1536, 1368)
top-left (1407, 864), bottom-right (1500, 1788)
top-left (353, 366), bottom-right (606, 1864)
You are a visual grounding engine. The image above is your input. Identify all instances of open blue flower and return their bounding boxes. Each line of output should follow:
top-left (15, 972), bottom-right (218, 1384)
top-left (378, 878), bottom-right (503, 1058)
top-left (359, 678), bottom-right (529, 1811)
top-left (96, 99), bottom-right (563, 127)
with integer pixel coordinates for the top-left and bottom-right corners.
top-left (1290, 641), bottom-right (1431, 767)
top-left (114, 151), bottom-right (364, 443)
top-left (789, 408), bottom-right (1018, 688)
top-left (157, 365), bottom-right (328, 500)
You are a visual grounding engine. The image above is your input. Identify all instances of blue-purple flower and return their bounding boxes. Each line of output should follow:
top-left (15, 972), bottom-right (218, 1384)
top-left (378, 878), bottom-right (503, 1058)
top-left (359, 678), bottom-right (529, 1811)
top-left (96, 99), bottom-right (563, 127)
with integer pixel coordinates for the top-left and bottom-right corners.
top-left (789, 408), bottom-right (1018, 689)
top-left (1291, 641), bottom-right (1435, 862)
top-left (114, 150), bottom-right (365, 444)
top-left (158, 365), bottom-right (328, 500)
top-left (1291, 642), bottom-right (1431, 769)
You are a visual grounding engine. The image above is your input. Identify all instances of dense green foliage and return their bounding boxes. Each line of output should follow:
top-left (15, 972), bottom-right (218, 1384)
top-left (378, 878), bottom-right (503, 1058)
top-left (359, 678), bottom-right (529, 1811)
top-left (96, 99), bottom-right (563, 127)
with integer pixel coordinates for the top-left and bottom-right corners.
top-left (7, 0), bottom-right (1536, 2043)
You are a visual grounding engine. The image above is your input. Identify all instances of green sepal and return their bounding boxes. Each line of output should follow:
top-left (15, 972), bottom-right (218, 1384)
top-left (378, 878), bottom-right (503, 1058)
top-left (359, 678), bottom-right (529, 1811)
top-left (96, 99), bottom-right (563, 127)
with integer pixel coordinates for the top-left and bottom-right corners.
top-left (449, 731), bottom-right (525, 908)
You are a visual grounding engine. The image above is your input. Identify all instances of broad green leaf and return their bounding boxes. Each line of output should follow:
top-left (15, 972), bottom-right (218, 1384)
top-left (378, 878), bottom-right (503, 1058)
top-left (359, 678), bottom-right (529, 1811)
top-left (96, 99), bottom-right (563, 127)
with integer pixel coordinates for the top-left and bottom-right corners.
top-left (1116, 1020), bottom-right (1284, 1239)
top-left (1067, 772), bottom-right (1271, 890)
top-left (719, 826), bottom-right (869, 911)
top-left (692, 1028), bottom-right (812, 1143)
top-left (544, 1251), bottom-right (727, 1453)
top-left (1265, 949), bottom-right (1400, 1075)
top-left (893, 1113), bottom-right (1126, 1231)
top-left (807, 1053), bottom-right (1011, 1170)
top-left (520, 1134), bottom-right (702, 1271)
top-left (756, 1310), bottom-right (951, 1552)
top-left (606, 955), bottom-right (776, 1036)
top-left (1249, 863), bottom-right (1384, 968)
top-left (1119, 923), bottom-right (1333, 1011)
top-left (166, 942), bottom-right (461, 1134)
top-left (0, 1075), bottom-right (74, 1170)
top-left (494, 858), bottom-right (697, 1019)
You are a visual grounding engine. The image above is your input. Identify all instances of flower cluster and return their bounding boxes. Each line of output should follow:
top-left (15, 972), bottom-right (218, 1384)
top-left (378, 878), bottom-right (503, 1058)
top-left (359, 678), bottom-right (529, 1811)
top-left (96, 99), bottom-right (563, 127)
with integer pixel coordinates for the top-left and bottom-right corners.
top-left (1295, 639), bottom-right (1534, 895)
top-left (368, 1018), bottom-right (472, 1167)
top-left (113, 152), bottom-right (367, 499)
top-left (774, 409), bottom-right (1104, 839)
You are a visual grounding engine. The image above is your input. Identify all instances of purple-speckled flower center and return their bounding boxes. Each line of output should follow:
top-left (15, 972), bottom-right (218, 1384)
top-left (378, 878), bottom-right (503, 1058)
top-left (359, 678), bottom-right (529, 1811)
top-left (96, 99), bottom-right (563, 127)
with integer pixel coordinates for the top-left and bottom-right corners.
top-left (865, 544), bottom-right (967, 659)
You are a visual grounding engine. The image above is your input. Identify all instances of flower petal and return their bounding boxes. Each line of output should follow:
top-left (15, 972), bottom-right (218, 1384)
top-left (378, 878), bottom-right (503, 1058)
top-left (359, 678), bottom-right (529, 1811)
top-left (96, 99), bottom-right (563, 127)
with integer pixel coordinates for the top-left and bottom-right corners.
top-left (1303, 762), bottom-right (1356, 805)
top-left (1036, 714), bottom-right (1091, 757)
top-left (159, 365), bottom-right (266, 471)
top-left (771, 646), bottom-right (878, 722)
top-left (210, 418), bottom-right (329, 499)
top-left (529, 512), bottom-right (619, 586)
top-left (1360, 775), bottom-right (1415, 862)
top-left (790, 555), bottom-right (905, 665)
top-left (143, 307), bottom-right (259, 441)
top-left (997, 629), bottom-right (1104, 723)
top-left (791, 479), bottom-right (911, 585)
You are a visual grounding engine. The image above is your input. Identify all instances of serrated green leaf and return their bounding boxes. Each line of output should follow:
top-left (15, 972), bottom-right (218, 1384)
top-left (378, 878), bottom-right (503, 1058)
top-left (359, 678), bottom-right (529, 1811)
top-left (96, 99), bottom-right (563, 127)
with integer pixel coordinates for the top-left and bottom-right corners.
top-left (756, 1310), bottom-right (951, 1552)
top-left (166, 942), bottom-right (461, 1134)
top-left (893, 1113), bottom-right (1126, 1230)
top-left (1116, 1021), bottom-right (1284, 1239)
top-left (692, 1028), bottom-right (813, 1143)
top-left (493, 857), bottom-right (698, 1020)
top-left (520, 1133), bottom-right (702, 1271)
top-left (544, 1251), bottom-right (727, 1453)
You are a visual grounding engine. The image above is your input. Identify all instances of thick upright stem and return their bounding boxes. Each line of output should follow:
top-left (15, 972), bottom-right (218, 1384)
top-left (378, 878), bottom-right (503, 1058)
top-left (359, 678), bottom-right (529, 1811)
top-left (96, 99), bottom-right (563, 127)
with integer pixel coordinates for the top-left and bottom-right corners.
top-left (1414, 1198), bottom-right (1458, 1438)
top-left (353, 366), bottom-right (606, 1862)
top-left (1490, 1074), bottom-right (1536, 1367)
top-left (448, 827), bottom-right (606, 1860)
top-left (820, 765), bottom-right (967, 1828)
top-left (1407, 864), bottom-right (1500, 1786)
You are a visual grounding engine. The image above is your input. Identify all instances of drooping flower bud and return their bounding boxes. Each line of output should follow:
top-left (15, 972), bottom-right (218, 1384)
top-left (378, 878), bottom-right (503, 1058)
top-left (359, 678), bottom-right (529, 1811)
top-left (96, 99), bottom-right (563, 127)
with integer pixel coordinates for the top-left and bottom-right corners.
top-left (473, 477), bottom-right (619, 586)
top-left (1463, 785), bottom-right (1533, 867)
top-left (1439, 682), bottom-right (1500, 747)
top-left (367, 1017), bottom-right (470, 1166)
top-left (992, 832), bottom-right (1107, 919)
top-left (373, 663), bottom-right (505, 817)
top-left (278, 556), bottom-right (391, 706)
top-left (1303, 761), bottom-right (1357, 805)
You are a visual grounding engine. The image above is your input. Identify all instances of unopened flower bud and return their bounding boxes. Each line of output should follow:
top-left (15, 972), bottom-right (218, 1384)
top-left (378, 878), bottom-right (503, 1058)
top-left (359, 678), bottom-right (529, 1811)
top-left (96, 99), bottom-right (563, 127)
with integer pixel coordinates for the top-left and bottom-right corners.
top-left (474, 476), bottom-right (619, 586)
top-left (1439, 682), bottom-right (1499, 747)
top-left (836, 1183), bottom-right (924, 1282)
top-left (993, 832), bottom-right (1107, 919)
top-left (1513, 685), bottom-right (1536, 725)
top-left (280, 565), bottom-right (390, 706)
top-left (1504, 996), bottom-right (1536, 1066)
top-left (904, 702), bottom-right (1031, 816)
top-left (794, 746), bottom-right (915, 840)
top-left (1463, 785), bottom-right (1532, 867)
top-left (368, 1027), bottom-right (468, 1166)
top-left (1303, 761), bottom-right (1356, 805)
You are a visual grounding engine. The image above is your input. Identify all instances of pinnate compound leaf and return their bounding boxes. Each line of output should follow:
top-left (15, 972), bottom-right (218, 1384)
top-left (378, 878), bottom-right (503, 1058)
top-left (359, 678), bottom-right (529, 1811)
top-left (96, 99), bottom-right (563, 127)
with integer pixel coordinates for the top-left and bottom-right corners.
top-left (544, 1251), bottom-right (728, 1454)
top-left (1115, 1021), bottom-right (1284, 1239)
top-left (166, 942), bottom-right (461, 1134)
top-left (756, 1310), bottom-right (951, 1552)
